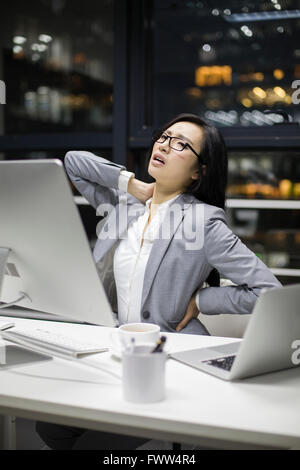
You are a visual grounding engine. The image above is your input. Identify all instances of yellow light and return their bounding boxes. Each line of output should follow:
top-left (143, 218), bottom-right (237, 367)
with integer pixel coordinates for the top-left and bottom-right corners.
top-left (294, 65), bottom-right (300, 79)
top-left (273, 86), bottom-right (286, 98)
top-left (279, 179), bottom-right (292, 199)
top-left (253, 87), bottom-right (266, 99)
top-left (294, 183), bottom-right (300, 198)
top-left (241, 98), bottom-right (252, 107)
top-left (239, 72), bottom-right (264, 82)
top-left (285, 95), bottom-right (292, 104)
top-left (254, 72), bottom-right (264, 81)
top-left (273, 69), bottom-right (284, 80)
top-left (295, 232), bottom-right (300, 245)
top-left (245, 184), bottom-right (257, 198)
top-left (195, 65), bottom-right (232, 86)
top-left (185, 87), bottom-right (202, 98)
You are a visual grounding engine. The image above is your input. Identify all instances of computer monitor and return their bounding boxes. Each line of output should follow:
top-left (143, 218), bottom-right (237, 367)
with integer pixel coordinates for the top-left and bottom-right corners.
top-left (0, 159), bottom-right (116, 327)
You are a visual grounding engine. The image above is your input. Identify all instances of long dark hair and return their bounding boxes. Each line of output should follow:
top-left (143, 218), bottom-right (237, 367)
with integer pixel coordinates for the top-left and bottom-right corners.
top-left (148, 113), bottom-right (228, 210)
top-left (148, 113), bottom-right (228, 287)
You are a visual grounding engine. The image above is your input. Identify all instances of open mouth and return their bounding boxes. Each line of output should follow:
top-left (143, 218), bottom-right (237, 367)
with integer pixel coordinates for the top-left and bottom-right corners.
top-left (153, 155), bottom-right (165, 165)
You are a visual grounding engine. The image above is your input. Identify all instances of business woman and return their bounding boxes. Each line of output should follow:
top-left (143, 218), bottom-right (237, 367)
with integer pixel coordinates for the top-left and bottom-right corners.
top-left (36, 113), bottom-right (281, 450)
top-left (64, 113), bottom-right (281, 333)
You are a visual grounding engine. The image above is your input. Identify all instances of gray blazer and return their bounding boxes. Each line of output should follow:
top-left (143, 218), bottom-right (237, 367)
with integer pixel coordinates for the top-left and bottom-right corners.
top-left (64, 151), bottom-right (282, 335)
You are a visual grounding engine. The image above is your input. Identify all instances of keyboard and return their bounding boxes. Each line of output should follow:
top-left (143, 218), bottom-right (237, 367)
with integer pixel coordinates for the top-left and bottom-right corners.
top-left (0, 320), bottom-right (15, 331)
top-left (203, 355), bottom-right (236, 371)
top-left (0, 327), bottom-right (109, 358)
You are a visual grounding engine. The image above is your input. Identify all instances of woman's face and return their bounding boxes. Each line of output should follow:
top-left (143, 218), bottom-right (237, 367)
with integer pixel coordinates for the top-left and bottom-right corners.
top-left (148, 121), bottom-right (203, 192)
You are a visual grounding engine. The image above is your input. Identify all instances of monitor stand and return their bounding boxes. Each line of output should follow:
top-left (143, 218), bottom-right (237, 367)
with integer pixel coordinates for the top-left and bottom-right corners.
top-left (0, 247), bottom-right (52, 368)
top-left (0, 344), bottom-right (52, 369)
top-left (0, 248), bottom-right (31, 310)
top-left (0, 248), bottom-right (10, 299)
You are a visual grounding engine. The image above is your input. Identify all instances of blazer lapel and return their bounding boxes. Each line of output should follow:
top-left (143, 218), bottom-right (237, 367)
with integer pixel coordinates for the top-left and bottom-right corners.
top-left (93, 199), bottom-right (145, 262)
top-left (141, 193), bottom-right (195, 309)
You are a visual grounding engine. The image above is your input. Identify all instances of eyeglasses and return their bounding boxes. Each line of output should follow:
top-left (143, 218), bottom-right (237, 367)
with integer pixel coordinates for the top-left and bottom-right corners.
top-left (152, 132), bottom-right (204, 164)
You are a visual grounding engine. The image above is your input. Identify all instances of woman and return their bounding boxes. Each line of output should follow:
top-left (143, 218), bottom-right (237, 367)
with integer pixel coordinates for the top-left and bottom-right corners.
top-left (36, 114), bottom-right (281, 450)
top-left (64, 113), bottom-right (281, 334)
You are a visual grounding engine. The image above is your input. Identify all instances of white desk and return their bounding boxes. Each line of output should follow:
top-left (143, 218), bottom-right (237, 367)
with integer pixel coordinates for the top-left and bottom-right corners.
top-left (0, 315), bottom-right (300, 450)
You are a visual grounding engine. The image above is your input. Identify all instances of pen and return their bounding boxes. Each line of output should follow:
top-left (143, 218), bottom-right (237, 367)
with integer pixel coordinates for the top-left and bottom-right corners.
top-left (129, 337), bottom-right (135, 353)
top-left (151, 336), bottom-right (166, 353)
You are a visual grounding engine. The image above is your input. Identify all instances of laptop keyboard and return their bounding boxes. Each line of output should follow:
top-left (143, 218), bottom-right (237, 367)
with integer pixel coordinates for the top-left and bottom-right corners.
top-left (203, 355), bottom-right (236, 371)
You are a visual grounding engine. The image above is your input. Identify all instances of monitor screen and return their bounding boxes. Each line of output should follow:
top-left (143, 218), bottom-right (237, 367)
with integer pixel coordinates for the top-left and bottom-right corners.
top-left (0, 159), bottom-right (116, 327)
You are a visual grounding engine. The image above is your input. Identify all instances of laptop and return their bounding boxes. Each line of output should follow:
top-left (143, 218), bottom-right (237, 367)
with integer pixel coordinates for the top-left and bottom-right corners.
top-left (170, 284), bottom-right (300, 380)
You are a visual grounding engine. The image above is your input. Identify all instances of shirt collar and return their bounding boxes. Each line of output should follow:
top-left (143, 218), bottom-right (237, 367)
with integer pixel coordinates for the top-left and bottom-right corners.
top-left (145, 193), bottom-right (182, 212)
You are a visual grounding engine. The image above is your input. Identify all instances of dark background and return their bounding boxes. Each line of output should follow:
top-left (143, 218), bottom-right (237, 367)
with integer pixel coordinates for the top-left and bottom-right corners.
top-left (0, 0), bottom-right (300, 284)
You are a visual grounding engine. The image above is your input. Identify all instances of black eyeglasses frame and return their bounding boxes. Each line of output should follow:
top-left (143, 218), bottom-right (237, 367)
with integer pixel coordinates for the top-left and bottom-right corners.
top-left (152, 132), bottom-right (205, 165)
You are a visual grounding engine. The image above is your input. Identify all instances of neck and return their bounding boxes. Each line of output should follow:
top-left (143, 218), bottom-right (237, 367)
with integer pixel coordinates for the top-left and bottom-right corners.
top-left (151, 183), bottom-right (183, 205)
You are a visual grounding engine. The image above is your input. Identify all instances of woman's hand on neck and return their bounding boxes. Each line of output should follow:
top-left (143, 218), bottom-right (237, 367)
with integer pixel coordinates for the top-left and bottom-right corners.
top-left (127, 177), bottom-right (183, 207)
top-left (127, 178), bottom-right (155, 204)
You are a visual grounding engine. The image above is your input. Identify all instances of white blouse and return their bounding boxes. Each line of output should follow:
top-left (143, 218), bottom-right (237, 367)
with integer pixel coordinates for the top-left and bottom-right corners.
top-left (114, 171), bottom-right (180, 324)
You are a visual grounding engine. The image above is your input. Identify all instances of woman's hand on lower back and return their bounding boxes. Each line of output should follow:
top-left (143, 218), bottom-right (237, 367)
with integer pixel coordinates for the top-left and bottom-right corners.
top-left (176, 291), bottom-right (199, 332)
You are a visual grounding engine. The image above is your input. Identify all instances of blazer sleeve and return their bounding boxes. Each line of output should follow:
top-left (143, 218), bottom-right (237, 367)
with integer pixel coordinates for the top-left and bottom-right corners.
top-left (197, 206), bottom-right (282, 315)
top-left (64, 150), bottom-right (126, 209)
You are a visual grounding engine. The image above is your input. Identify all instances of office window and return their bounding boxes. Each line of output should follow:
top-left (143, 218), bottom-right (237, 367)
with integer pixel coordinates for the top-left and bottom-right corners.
top-left (228, 204), bottom-right (300, 284)
top-left (227, 148), bottom-right (300, 284)
top-left (152, 0), bottom-right (300, 127)
top-left (228, 149), bottom-right (300, 200)
top-left (0, 0), bottom-right (114, 134)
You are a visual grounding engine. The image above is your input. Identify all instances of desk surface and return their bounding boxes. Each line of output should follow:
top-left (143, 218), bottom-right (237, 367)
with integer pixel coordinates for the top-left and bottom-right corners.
top-left (0, 314), bottom-right (300, 450)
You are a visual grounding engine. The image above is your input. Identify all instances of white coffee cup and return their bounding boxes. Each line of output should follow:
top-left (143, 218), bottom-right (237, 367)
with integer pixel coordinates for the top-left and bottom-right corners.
top-left (122, 344), bottom-right (167, 403)
top-left (111, 323), bottom-right (160, 353)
